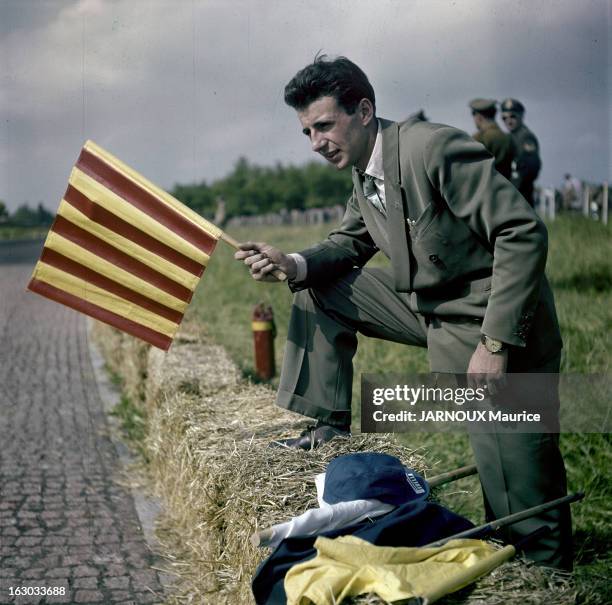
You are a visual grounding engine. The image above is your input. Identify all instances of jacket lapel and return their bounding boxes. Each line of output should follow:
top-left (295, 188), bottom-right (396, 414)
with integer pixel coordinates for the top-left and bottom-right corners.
top-left (381, 119), bottom-right (412, 292)
top-left (352, 166), bottom-right (366, 206)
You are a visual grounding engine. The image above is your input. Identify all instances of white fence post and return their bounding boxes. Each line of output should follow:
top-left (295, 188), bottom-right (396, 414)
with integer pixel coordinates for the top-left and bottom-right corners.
top-left (583, 184), bottom-right (590, 217)
top-left (541, 187), bottom-right (556, 220)
top-left (548, 188), bottom-right (556, 220)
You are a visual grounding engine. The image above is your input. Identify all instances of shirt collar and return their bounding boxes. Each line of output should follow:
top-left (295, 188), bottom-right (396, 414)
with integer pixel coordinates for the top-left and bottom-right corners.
top-left (364, 119), bottom-right (384, 181)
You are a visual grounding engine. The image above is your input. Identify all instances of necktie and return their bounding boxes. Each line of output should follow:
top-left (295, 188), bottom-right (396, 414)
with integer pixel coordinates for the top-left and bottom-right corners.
top-left (363, 174), bottom-right (386, 216)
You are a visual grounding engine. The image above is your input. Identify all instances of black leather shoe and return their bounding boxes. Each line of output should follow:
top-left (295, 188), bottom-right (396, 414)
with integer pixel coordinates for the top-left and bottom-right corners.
top-left (269, 422), bottom-right (351, 450)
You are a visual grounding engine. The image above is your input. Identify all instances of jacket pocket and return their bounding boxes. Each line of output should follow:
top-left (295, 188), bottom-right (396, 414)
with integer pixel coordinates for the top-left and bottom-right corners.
top-left (411, 202), bottom-right (439, 240)
top-left (410, 212), bottom-right (491, 290)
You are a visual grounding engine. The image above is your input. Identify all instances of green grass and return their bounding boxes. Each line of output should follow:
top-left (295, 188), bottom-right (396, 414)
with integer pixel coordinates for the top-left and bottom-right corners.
top-left (109, 394), bottom-right (149, 461)
top-left (189, 215), bottom-right (611, 602)
top-left (545, 217), bottom-right (612, 374)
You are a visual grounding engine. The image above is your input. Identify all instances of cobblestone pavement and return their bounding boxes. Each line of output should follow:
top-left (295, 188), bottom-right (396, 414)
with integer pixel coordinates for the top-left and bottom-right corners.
top-left (0, 241), bottom-right (166, 604)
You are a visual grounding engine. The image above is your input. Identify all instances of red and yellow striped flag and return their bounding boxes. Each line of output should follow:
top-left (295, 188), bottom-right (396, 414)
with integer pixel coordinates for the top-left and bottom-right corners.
top-left (28, 141), bottom-right (222, 350)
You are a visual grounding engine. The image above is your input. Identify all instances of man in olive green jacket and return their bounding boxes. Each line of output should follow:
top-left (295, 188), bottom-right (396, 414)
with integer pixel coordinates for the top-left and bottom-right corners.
top-left (235, 56), bottom-right (571, 569)
top-left (469, 98), bottom-right (516, 180)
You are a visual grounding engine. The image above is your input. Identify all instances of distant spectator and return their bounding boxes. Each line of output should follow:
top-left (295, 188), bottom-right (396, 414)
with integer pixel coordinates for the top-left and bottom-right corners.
top-left (561, 173), bottom-right (583, 211)
top-left (213, 196), bottom-right (227, 227)
top-left (469, 98), bottom-right (515, 180)
top-left (501, 98), bottom-right (541, 207)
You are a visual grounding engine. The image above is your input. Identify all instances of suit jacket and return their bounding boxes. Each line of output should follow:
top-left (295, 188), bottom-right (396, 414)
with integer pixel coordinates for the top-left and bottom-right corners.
top-left (295, 117), bottom-right (561, 358)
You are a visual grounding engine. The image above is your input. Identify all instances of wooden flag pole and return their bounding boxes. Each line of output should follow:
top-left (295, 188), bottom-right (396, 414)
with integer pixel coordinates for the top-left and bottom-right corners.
top-left (423, 491), bottom-right (585, 548)
top-left (219, 231), bottom-right (288, 281)
top-left (427, 464), bottom-right (478, 488)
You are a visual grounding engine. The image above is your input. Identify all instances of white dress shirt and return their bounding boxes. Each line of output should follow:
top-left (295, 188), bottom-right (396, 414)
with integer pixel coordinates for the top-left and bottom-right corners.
top-left (362, 120), bottom-right (386, 211)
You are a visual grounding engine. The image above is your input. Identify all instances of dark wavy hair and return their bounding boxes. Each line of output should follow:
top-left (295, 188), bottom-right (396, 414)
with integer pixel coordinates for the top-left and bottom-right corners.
top-left (284, 54), bottom-right (376, 115)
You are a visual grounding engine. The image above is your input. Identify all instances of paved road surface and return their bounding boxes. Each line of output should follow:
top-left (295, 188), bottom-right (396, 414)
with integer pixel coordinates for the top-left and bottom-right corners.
top-left (0, 240), bottom-right (165, 604)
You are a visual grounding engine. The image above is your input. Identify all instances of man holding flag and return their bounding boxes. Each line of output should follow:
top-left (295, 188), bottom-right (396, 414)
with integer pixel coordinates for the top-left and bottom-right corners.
top-left (235, 55), bottom-right (571, 570)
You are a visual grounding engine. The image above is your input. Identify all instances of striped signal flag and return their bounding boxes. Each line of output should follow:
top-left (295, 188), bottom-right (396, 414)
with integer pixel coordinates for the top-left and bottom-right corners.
top-left (27, 141), bottom-right (223, 351)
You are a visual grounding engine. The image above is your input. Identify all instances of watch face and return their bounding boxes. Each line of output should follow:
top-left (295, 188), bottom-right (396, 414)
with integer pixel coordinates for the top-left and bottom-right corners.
top-left (485, 337), bottom-right (503, 353)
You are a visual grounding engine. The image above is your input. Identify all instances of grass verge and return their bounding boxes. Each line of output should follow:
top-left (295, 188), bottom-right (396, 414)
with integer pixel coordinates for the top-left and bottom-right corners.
top-left (109, 394), bottom-right (149, 461)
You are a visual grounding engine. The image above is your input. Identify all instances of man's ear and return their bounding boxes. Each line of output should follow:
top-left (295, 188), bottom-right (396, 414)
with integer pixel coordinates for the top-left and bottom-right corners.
top-left (358, 98), bottom-right (375, 125)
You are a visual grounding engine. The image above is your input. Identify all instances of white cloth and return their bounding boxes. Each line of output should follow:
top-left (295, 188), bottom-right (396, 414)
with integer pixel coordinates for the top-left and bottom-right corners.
top-left (256, 472), bottom-right (394, 549)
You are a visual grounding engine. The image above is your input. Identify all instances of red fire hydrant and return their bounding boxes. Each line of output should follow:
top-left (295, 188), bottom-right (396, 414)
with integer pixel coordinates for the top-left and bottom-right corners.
top-left (252, 303), bottom-right (276, 380)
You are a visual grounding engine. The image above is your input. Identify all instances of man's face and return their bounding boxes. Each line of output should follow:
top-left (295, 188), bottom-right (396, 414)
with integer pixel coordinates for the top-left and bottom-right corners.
top-left (297, 96), bottom-right (374, 171)
top-left (502, 112), bottom-right (523, 132)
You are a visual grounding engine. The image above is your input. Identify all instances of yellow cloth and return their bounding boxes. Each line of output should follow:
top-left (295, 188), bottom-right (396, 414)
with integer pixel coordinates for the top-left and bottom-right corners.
top-left (284, 536), bottom-right (515, 605)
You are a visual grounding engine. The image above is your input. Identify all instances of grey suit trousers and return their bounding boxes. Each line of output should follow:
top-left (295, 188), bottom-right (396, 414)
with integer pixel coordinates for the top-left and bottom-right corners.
top-left (276, 267), bottom-right (572, 569)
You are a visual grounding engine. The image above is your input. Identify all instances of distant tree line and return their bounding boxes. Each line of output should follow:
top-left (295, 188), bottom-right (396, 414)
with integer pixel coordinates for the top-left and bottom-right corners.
top-left (0, 201), bottom-right (54, 227)
top-left (171, 157), bottom-right (353, 220)
top-left (0, 158), bottom-right (352, 228)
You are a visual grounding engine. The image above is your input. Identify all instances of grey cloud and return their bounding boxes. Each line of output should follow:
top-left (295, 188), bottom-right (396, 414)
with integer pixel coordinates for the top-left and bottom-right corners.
top-left (1, 0), bottom-right (609, 211)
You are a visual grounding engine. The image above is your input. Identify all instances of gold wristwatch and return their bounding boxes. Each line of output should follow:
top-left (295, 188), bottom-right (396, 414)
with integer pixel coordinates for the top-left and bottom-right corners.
top-left (481, 334), bottom-right (506, 353)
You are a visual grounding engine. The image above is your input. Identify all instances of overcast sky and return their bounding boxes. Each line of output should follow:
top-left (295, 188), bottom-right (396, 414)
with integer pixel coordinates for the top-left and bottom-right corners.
top-left (1, 0), bottom-right (610, 212)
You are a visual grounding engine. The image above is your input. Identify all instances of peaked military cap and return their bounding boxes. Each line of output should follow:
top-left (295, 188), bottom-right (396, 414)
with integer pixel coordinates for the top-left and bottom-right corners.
top-left (501, 98), bottom-right (525, 114)
top-left (469, 98), bottom-right (497, 112)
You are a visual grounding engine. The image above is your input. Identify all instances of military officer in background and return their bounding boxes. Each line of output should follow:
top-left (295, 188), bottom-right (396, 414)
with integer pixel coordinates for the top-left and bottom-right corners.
top-left (501, 98), bottom-right (542, 206)
top-left (469, 98), bottom-right (516, 180)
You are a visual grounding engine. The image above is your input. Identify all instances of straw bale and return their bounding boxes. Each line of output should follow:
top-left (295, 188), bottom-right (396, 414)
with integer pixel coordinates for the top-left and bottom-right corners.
top-left (145, 392), bottom-right (223, 594)
top-left (146, 342), bottom-right (240, 411)
top-left (91, 319), bottom-right (219, 404)
top-left (95, 323), bottom-right (578, 605)
top-left (90, 321), bottom-right (125, 376)
top-left (90, 321), bottom-right (150, 402)
top-left (120, 335), bottom-right (150, 402)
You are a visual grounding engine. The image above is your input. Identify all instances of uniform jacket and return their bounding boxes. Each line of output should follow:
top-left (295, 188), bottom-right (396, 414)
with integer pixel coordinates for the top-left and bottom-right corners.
top-left (295, 117), bottom-right (561, 356)
top-left (510, 124), bottom-right (541, 190)
top-left (472, 122), bottom-right (515, 180)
